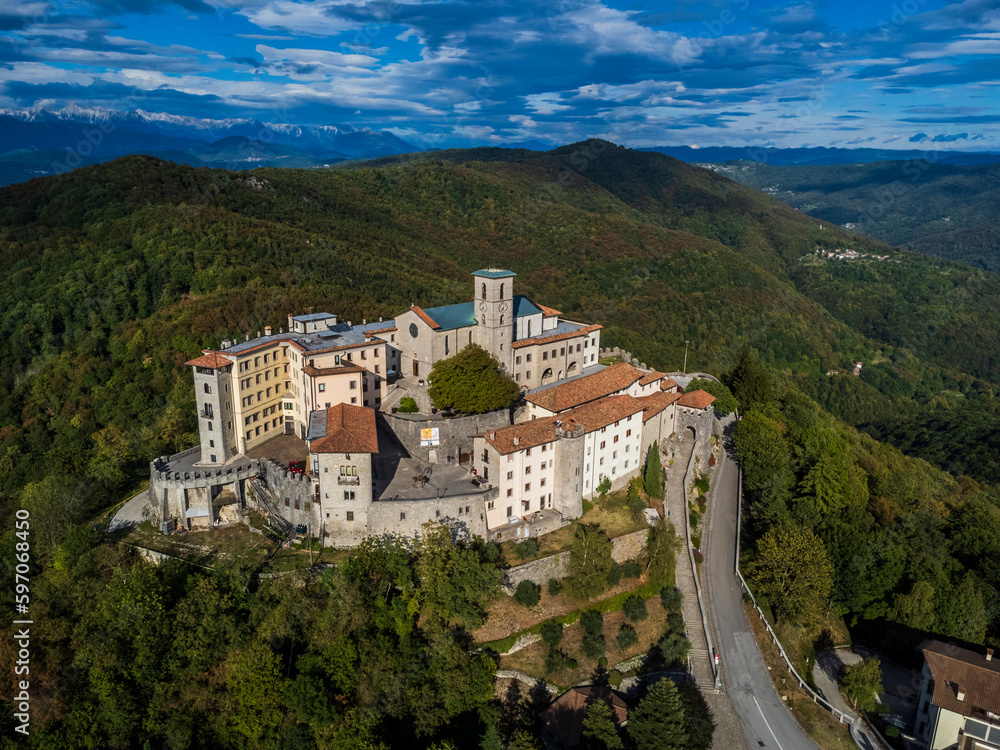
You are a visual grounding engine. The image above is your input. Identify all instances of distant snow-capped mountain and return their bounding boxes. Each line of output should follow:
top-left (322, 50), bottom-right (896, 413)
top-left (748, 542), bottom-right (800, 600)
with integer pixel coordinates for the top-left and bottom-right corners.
top-left (0, 106), bottom-right (421, 185)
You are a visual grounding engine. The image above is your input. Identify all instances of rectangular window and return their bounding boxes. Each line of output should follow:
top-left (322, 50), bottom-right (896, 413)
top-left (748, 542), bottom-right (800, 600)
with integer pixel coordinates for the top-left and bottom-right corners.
top-left (525, 482), bottom-right (531, 492)
top-left (351, 397), bottom-right (357, 404)
top-left (540, 478), bottom-right (546, 487)
top-left (526, 448), bottom-right (531, 456)
top-left (507, 471), bottom-right (513, 480)
top-left (560, 347), bottom-right (565, 355)
top-left (400, 512), bottom-right (406, 521)
top-left (542, 351), bottom-right (548, 361)
top-left (626, 429), bottom-right (631, 437)
top-left (361, 350), bottom-right (367, 360)
top-left (526, 370), bottom-right (531, 379)
top-left (515, 374), bottom-right (520, 381)
top-left (507, 488), bottom-right (513, 497)
top-left (346, 511), bottom-right (354, 521)
top-left (375, 365), bottom-right (380, 373)
top-left (516, 356), bottom-right (521, 365)
top-left (600, 441), bottom-right (606, 449)
top-left (526, 354), bottom-right (532, 362)
top-left (487, 501), bottom-right (495, 509)
top-left (525, 466), bottom-right (531, 475)
top-left (506, 506), bottom-right (513, 517)
top-left (614, 435), bottom-right (619, 443)
top-left (350, 380), bottom-right (357, 389)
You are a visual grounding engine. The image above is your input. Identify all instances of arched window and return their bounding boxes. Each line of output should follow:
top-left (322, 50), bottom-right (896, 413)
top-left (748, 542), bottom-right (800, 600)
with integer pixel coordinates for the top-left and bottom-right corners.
top-left (204, 383), bottom-right (211, 394)
top-left (500, 282), bottom-right (504, 299)
top-left (527, 320), bottom-right (532, 337)
top-left (482, 283), bottom-right (486, 300)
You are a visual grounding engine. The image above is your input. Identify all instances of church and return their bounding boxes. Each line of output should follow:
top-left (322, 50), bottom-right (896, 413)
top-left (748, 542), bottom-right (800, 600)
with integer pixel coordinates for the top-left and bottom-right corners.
top-left (393, 269), bottom-right (602, 390)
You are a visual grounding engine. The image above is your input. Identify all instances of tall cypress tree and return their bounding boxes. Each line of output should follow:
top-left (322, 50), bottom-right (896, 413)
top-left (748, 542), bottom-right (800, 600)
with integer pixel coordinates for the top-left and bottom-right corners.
top-left (644, 442), bottom-right (663, 500)
top-left (628, 678), bottom-right (687, 750)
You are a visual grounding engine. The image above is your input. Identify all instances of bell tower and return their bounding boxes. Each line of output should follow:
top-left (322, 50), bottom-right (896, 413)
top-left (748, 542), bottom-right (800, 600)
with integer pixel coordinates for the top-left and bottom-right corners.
top-left (472, 269), bottom-right (515, 372)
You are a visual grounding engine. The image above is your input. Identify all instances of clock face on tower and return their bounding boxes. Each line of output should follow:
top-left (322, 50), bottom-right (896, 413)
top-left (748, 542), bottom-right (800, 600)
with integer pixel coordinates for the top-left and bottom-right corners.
top-left (499, 302), bottom-right (508, 314)
top-left (409, 323), bottom-right (418, 338)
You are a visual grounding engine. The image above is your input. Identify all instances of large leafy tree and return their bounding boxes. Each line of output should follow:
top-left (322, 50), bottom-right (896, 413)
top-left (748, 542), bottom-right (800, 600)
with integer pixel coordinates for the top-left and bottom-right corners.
top-left (841, 658), bottom-right (883, 712)
top-left (747, 522), bottom-right (834, 624)
top-left (628, 679), bottom-right (687, 750)
top-left (564, 523), bottom-right (615, 601)
top-left (427, 344), bottom-right (520, 414)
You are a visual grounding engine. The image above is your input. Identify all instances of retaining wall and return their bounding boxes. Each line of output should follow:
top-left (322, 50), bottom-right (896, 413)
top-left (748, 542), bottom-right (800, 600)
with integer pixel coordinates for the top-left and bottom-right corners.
top-left (502, 528), bottom-right (649, 593)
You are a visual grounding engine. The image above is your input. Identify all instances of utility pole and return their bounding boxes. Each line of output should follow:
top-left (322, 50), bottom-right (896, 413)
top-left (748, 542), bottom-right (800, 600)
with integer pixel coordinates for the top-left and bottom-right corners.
top-left (683, 340), bottom-right (690, 374)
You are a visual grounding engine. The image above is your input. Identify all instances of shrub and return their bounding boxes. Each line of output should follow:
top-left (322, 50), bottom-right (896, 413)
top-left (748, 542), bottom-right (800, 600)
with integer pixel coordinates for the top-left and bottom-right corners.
top-left (515, 537), bottom-right (539, 560)
top-left (691, 534), bottom-right (701, 549)
top-left (513, 580), bottom-right (541, 607)
top-left (616, 624), bottom-right (639, 650)
top-left (581, 610), bottom-right (604, 637)
top-left (693, 548), bottom-right (704, 565)
top-left (622, 560), bottom-right (642, 579)
top-left (608, 669), bottom-right (623, 689)
top-left (694, 476), bottom-right (710, 495)
top-left (540, 622), bottom-right (563, 647)
top-left (885, 726), bottom-right (900, 739)
top-left (597, 477), bottom-right (612, 497)
top-left (667, 613), bottom-right (686, 634)
top-left (397, 397), bottom-right (419, 413)
top-left (582, 498), bottom-right (595, 513)
top-left (598, 656), bottom-right (608, 667)
top-left (689, 509), bottom-right (701, 527)
top-left (623, 594), bottom-right (648, 622)
top-left (582, 633), bottom-right (606, 660)
top-left (545, 649), bottom-right (573, 674)
top-left (547, 578), bottom-right (563, 597)
top-left (660, 586), bottom-right (683, 612)
top-left (606, 564), bottom-right (623, 587)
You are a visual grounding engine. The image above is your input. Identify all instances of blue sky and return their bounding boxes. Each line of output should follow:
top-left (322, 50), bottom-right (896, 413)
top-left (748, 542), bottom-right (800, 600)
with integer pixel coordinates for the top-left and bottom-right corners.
top-left (1, 0), bottom-right (998, 149)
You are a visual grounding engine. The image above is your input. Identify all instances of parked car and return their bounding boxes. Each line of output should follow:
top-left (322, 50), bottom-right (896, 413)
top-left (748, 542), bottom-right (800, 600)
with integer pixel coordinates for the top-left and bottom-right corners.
top-left (288, 460), bottom-right (304, 475)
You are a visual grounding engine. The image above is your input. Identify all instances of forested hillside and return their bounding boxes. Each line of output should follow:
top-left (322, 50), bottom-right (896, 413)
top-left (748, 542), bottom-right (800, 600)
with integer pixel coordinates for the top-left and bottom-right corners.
top-left (718, 159), bottom-right (1000, 272)
top-left (1, 142), bottom-right (999, 748)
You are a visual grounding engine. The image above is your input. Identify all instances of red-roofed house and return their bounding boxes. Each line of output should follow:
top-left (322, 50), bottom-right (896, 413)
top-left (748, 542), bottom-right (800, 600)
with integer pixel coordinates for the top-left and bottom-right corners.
top-left (916, 640), bottom-right (1000, 749)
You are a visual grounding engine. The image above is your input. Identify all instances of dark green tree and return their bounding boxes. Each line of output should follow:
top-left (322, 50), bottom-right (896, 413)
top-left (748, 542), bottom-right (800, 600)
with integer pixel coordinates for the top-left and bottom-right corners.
top-left (841, 658), bottom-right (883, 712)
top-left (581, 699), bottom-right (624, 750)
top-left (628, 678), bottom-right (688, 750)
top-left (513, 580), bottom-right (541, 607)
top-left (644, 443), bottom-right (664, 500)
top-left (427, 344), bottom-right (520, 414)
top-left (725, 348), bottom-right (775, 409)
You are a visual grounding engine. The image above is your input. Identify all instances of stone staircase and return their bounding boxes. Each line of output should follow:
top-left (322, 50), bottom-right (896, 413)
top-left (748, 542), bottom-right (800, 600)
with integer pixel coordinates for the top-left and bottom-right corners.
top-left (665, 438), bottom-right (716, 691)
top-left (248, 478), bottom-right (295, 540)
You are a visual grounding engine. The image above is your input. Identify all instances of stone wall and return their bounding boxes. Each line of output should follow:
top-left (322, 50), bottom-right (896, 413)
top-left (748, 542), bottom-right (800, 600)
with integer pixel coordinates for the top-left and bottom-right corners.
top-left (366, 488), bottom-right (496, 542)
top-left (502, 528), bottom-right (649, 593)
top-left (598, 347), bottom-right (648, 370)
top-left (258, 458), bottom-right (317, 531)
top-left (384, 409), bottom-right (512, 463)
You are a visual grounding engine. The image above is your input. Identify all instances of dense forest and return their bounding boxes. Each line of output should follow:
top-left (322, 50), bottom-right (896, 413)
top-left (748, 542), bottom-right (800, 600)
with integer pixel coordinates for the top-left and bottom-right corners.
top-left (1, 141), bottom-right (999, 746)
top-left (720, 159), bottom-right (1000, 272)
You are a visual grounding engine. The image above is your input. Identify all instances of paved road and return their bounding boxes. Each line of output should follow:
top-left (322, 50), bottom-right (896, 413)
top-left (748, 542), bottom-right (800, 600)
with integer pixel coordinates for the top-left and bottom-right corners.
top-left (703, 415), bottom-right (820, 750)
top-left (108, 489), bottom-right (151, 532)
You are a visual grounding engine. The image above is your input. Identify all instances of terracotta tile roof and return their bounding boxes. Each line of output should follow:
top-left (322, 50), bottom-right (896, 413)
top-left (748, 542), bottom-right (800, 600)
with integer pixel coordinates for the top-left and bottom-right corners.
top-left (483, 395), bottom-right (645, 455)
top-left (525, 363), bottom-right (643, 413)
top-left (638, 370), bottom-right (668, 386)
top-left (410, 305), bottom-right (441, 330)
top-left (677, 390), bottom-right (716, 410)
top-left (660, 378), bottom-right (678, 391)
top-left (536, 303), bottom-right (562, 317)
top-left (512, 323), bottom-right (602, 349)
top-left (185, 352), bottom-right (233, 369)
top-left (540, 685), bottom-right (629, 749)
top-left (309, 403), bottom-right (379, 454)
top-left (921, 640), bottom-right (1000, 718)
top-left (302, 363), bottom-right (367, 377)
top-left (638, 390), bottom-right (682, 421)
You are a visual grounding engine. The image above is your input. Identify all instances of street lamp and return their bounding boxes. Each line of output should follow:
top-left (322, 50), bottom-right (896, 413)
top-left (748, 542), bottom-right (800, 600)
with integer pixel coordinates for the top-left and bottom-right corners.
top-left (683, 340), bottom-right (690, 374)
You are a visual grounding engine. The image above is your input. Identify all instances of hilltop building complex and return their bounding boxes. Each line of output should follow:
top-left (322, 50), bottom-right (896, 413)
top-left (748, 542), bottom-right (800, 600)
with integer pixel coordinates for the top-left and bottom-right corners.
top-left (149, 269), bottom-right (715, 546)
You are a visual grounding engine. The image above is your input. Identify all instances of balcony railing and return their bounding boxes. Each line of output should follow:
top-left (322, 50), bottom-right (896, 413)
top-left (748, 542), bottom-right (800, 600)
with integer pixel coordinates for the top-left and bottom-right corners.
top-left (337, 475), bottom-right (361, 485)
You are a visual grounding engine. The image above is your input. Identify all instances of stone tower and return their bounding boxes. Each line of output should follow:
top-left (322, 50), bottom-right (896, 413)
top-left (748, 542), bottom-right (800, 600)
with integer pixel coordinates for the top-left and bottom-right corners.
top-left (187, 353), bottom-right (238, 465)
top-left (472, 269), bottom-right (515, 372)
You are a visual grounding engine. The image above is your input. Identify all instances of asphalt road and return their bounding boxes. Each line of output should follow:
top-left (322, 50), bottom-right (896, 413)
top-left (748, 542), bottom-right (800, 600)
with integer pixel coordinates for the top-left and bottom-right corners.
top-left (704, 415), bottom-right (820, 750)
